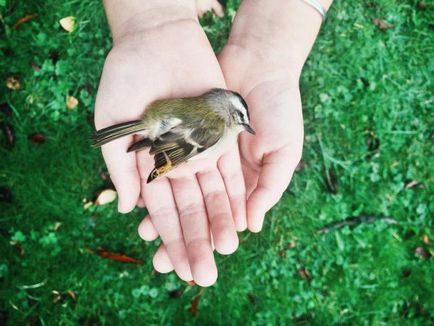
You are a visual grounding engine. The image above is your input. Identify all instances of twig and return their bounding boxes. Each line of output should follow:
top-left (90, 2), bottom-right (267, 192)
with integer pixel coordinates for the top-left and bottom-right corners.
top-left (318, 216), bottom-right (397, 234)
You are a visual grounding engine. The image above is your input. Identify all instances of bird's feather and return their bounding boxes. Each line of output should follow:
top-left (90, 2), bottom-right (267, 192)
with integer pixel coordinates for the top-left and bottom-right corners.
top-left (146, 125), bottom-right (222, 183)
top-left (92, 120), bottom-right (144, 147)
top-left (92, 94), bottom-right (228, 183)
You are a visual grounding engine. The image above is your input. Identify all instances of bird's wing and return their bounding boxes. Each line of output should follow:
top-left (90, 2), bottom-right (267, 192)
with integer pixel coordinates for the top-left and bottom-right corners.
top-left (126, 116), bottom-right (182, 152)
top-left (146, 123), bottom-right (223, 183)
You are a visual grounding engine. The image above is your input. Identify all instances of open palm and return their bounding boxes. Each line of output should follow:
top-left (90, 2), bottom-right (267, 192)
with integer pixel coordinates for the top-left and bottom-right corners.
top-left (95, 21), bottom-right (246, 286)
top-left (219, 45), bottom-right (304, 232)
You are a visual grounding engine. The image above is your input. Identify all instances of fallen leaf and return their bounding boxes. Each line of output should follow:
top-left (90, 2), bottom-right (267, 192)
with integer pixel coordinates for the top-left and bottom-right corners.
top-left (59, 16), bottom-right (76, 32)
top-left (6, 77), bottom-right (21, 90)
top-left (1, 122), bottom-right (15, 149)
top-left (66, 290), bottom-right (77, 302)
top-left (29, 133), bottom-right (46, 143)
top-left (422, 235), bottom-right (429, 245)
top-left (52, 290), bottom-right (62, 303)
top-left (190, 288), bottom-right (204, 315)
top-left (13, 14), bottom-right (37, 29)
top-left (53, 222), bottom-right (62, 231)
top-left (405, 180), bottom-right (421, 189)
top-left (95, 189), bottom-right (117, 205)
top-left (66, 96), bottom-right (78, 110)
top-left (97, 250), bottom-right (144, 264)
top-left (83, 200), bottom-right (93, 210)
top-left (373, 18), bottom-right (394, 30)
top-left (298, 267), bottom-right (312, 280)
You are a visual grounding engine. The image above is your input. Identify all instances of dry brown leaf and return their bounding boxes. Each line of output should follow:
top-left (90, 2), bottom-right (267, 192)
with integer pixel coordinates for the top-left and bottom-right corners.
top-left (6, 77), bottom-right (21, 90)
top-left (66, 290), bottom-right (77, 302)
top-left (190, 288), bottom-right (205, 315)
top-left (13, 14), bottom-right (37, 29)
top-left (59, 16), bottom-right (76, 33)
top-left (66, 96), bottom-right (79, 110)
top-left (97, 250), bottom-right (144, 264)
top-left (95, 189), bottom-right (117, 205)
top-left (373, 18), bottom-right (394, 30)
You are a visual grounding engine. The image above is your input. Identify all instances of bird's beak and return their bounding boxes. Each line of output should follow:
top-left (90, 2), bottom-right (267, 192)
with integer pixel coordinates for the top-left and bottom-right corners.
top-left (243, 124), bottom-right (256, 135)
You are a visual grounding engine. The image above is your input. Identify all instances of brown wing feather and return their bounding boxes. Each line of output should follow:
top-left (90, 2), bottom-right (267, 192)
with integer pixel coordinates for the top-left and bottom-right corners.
top-left (146, 126), bottom-right (222, 183)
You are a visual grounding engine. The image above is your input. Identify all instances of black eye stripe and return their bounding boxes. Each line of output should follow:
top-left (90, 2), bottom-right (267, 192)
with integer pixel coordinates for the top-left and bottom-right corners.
top-left (230, 91), bottom-right (250, 120)
top-left (240, 97), bottom-right (249, 120)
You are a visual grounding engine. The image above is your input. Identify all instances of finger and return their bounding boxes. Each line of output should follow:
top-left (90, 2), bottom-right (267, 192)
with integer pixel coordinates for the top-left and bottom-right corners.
top-left (142, 177), bottom-right (193, 282)
top-left (171, 176), bottom-right (217, 287)
top-left (138, 215), bottom-right (159, 241)
top-left (197, 170), bottom-right (238, 255)
top-left (247, 149), bottom-right (296, 232)
top-left (100, 140), bottom-right (140, 213)
top-left (153, 244), bottom-right (175, 274)
top-left (218, 148), bottom-right (247, 231)
top-left (212, 0), bottom-right (224, 17)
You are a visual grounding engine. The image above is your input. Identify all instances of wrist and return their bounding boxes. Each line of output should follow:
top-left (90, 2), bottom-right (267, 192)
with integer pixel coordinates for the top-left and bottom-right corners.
top-left (226, 0), bottom-right (333, 74)
top-left (103, 0), bottom-right (197, 45)
top-left (218, 45), bottom-right (301, 102)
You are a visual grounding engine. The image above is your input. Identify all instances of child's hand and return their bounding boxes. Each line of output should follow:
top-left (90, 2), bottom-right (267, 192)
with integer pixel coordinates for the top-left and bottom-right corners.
top-left (95, 3), bottom-right (246, 286)
top-left (219, 45), bottom-right (304, 232)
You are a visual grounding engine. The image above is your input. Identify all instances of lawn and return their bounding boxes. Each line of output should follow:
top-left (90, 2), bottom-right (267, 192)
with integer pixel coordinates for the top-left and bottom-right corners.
top-left (1, 0), bottom-right (433, 325)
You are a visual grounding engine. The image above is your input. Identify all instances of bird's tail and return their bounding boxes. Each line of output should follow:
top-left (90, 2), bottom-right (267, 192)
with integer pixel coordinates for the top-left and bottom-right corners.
top-left (92, 120), bottom-right (144, 147)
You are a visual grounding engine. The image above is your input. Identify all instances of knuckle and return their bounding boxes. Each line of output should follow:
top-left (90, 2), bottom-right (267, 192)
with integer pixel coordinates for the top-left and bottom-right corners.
top-left (149, 205), bottom-right (178, 222)
top-left (178, 203), bottom-right (206, 220)
top-left (205, 190), bottom-right (227, 205)
top-left (186, 237), bottom-right (210, 255)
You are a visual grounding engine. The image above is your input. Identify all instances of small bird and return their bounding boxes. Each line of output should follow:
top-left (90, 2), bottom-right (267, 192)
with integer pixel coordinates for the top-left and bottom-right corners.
top-left (92, 88), bottom-right (255, 183)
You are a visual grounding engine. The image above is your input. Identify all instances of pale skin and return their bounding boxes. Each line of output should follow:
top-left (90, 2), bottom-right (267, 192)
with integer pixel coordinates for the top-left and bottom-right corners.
top-left (97, 0), bottom-right (333, 286)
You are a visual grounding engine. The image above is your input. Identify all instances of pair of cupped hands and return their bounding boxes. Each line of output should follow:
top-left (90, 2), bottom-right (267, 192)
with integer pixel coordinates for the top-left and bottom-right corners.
top-left (94, 13), bottom-right (303, 287)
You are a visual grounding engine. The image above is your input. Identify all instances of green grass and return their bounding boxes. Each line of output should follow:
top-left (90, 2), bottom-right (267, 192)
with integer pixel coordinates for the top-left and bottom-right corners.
top-left (1, 0), bottom-right (433, 324)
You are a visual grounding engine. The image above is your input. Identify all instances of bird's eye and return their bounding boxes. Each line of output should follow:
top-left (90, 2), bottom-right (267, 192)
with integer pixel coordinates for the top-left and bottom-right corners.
top-left (236, 111), bottom-right (244, 123)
